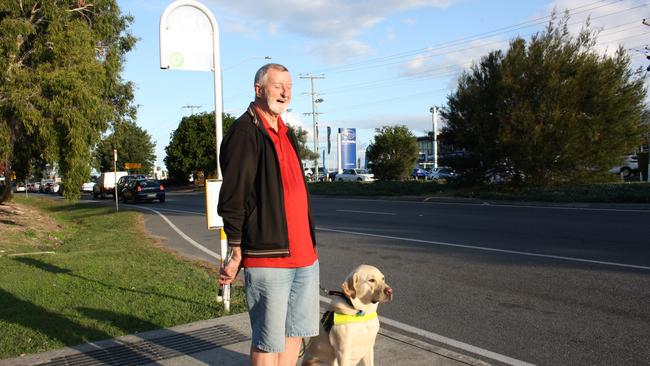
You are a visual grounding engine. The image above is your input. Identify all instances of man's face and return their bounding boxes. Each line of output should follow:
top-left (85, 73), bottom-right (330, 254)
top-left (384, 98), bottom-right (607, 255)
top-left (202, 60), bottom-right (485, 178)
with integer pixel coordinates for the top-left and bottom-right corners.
top-left (256, 68), bottom-right (292, 116)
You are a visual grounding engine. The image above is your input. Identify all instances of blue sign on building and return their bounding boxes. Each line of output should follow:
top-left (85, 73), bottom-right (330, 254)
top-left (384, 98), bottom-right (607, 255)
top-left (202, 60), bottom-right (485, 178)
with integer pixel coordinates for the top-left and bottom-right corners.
top-left (339, 128), bottom-right (356, 169)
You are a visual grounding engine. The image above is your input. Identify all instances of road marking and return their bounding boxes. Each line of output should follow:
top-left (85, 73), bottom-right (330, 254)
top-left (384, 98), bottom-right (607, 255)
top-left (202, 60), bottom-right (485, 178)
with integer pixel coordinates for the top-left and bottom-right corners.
top-left (317, 227), bottom-right (650, 271)
top-left (104, 201), bottom-right (534, 365)
top-left (314, 197), bottom-right (650, 213)
top-left (154, 207), bottom-right (205, 215)
top-left (133, 206), bottom-right (221, 260)
top-left (319, 295), bottom-right (534, 366)
top-left (336, 209), bottom-right (396, 215)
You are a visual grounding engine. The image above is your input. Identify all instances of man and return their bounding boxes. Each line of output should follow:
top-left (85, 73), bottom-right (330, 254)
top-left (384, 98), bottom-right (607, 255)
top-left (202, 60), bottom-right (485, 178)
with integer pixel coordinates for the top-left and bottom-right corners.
top-left (218, 63), bottom-right (319, 366)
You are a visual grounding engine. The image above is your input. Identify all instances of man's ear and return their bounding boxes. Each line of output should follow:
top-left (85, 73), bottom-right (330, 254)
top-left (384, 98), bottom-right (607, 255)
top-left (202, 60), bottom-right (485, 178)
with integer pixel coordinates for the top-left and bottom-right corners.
top-left (254, 84), bottom-right (263, 98)
top-left (342, 273), bottom-right (358, 299)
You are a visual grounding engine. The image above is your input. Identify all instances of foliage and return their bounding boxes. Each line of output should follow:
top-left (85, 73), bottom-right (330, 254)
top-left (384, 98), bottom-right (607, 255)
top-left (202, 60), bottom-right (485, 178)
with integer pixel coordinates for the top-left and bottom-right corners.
top-left (94, 121), bottom-right (156, 175)
top-left (366, 125), bottom-right (418, 180)
top-left (440, 12), bottom-right (648, 187)
top-left (287, 124), bottom-right (319, 161)
top-left (164, 112), bottom-right (235, 183)
top-left (308, 180), bottom-right (650, 203)
top-left (0, 0), bottom-right (136, 202)
top-left (0, 196), bottom-right (245, 358)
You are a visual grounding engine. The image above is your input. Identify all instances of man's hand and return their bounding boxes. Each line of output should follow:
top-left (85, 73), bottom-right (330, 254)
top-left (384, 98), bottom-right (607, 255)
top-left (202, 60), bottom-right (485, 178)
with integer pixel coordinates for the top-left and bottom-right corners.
top-left (219, 248), bottom-right (242, 285)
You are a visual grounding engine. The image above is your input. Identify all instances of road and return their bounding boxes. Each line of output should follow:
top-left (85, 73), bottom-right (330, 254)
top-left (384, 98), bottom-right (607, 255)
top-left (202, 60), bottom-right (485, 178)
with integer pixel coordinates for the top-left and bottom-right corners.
top-left (81, 191), bottom-right (650, 366)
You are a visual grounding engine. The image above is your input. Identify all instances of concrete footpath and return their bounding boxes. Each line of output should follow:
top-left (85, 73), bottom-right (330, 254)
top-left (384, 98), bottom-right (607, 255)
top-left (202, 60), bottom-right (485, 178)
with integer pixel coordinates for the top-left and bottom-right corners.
top-left (1, 312), bottom-right (491, 366)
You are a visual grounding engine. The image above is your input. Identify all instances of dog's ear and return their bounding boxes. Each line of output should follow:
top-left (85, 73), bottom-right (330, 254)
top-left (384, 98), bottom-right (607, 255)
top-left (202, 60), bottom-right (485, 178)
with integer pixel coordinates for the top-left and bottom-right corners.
top-left (342, 272), bottom-right (358, 299)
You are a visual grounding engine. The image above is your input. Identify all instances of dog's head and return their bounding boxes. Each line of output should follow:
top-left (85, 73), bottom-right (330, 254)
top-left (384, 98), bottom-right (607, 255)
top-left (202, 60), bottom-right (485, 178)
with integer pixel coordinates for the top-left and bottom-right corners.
top-left (341, 264), bottom-right (393, 307)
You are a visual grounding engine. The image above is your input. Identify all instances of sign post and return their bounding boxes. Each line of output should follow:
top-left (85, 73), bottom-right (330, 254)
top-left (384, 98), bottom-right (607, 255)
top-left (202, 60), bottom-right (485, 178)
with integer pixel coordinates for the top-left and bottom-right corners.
top-left (113, 149), bottom-right (118, 212)
top-left (160, 0), bottom-right (228, 311)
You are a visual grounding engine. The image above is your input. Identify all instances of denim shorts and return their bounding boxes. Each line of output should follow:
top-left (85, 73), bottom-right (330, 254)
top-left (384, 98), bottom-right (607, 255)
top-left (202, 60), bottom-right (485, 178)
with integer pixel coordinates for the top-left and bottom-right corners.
top-left (244, 260), bottom-right (320, 353)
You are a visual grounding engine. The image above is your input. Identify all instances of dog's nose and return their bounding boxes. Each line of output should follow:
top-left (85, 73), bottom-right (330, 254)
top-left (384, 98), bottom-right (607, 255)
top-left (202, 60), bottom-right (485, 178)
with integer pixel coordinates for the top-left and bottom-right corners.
top-left (385, 287), bottom-right (392, 296)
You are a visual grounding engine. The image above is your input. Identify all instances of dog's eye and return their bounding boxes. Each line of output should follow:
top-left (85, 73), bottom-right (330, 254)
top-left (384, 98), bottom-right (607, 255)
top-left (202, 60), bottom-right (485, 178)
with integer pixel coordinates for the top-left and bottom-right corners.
top-left (369, 279), bottom-right (376, 283)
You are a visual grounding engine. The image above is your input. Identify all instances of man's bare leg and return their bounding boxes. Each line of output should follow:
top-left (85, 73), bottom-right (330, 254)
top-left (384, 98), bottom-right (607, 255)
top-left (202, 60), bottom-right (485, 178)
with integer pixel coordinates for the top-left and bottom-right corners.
top-left (251, 347), bottom-right (277, 366)
top-left (250, 337), bottom-right (302, 366)
top-left (278, 337), bottom-right (302, 366)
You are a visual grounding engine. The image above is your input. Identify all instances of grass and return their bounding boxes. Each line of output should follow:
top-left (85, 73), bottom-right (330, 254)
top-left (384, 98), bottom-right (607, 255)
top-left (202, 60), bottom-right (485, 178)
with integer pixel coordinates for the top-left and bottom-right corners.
top-left (0, 196), bottom-right (245, 359)
top-left (308, 180), bottom-right (650, 203)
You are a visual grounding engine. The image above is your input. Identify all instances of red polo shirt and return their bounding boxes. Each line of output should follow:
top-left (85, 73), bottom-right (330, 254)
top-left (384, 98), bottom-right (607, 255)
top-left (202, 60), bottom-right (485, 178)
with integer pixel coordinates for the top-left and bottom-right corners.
top-left (243, 108), bottom-right (317, 268)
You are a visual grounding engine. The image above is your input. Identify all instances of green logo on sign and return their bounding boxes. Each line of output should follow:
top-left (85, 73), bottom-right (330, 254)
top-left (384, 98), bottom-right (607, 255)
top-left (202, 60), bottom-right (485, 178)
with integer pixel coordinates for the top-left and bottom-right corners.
top-left (170, 52), bottom-right (184, 67)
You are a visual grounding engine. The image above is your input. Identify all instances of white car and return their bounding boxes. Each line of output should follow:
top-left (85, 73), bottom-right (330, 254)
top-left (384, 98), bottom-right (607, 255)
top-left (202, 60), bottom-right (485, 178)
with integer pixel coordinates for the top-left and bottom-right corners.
top-left (335, 169), bottom-right (375, 182)
top-left (81, 182), bottom-right (96, 192)
top-left (609, 154), bottom-right (638, 177)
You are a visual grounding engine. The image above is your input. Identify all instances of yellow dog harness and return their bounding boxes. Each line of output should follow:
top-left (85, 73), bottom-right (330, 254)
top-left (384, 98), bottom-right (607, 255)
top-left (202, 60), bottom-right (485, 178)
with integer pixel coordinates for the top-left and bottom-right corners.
top-left (333, 311), bottom-right (378, 325)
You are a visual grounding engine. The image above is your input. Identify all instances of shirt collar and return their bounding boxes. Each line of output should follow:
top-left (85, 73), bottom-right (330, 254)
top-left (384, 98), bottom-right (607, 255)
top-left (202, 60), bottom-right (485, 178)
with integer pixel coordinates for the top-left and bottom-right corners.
top-left (255, 105), bottom-right (286, 135)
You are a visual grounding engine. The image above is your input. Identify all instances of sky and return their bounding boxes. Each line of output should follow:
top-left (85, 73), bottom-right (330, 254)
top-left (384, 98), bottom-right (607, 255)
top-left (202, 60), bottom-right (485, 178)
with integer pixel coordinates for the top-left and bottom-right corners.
top-left (117, 0), bottom-right (650, 171)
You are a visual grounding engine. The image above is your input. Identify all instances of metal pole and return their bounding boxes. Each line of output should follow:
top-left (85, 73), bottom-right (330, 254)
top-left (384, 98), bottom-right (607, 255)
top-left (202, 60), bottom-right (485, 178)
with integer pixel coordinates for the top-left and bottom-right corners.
top-left (113, 149), bottom-right (118, 212)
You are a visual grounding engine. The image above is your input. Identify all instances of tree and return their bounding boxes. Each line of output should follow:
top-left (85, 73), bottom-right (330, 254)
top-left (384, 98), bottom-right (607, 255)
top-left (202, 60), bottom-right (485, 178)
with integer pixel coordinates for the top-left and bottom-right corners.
top-left (94, 121), bottom-right (156, 175)
top-left (366, 125), bottom-right (418, 181)
top-left (0, 0), bottom-right (136, 202)
top-left (287, 124), bottom-right (319, 161)
top-left (441, 12), bottom-right (648, 186)
top-left (164, 112), bottom-right (235, 183)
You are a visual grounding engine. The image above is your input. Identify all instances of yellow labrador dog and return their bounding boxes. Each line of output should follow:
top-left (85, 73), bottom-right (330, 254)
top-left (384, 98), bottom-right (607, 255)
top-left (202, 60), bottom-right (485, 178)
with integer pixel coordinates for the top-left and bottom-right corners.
top-left (302, 264), bottom-right (393, 366)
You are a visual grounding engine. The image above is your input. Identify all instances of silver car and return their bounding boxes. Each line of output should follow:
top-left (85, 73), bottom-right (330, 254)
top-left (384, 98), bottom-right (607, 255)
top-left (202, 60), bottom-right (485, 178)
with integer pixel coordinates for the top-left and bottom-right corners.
top-left (335, 169), bottom-right (375, 182)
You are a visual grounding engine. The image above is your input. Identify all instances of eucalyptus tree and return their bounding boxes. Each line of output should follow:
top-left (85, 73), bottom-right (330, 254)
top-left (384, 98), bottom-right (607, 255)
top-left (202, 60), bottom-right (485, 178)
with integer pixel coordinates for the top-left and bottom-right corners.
top-left (0, 0), bottom-right (136, 201)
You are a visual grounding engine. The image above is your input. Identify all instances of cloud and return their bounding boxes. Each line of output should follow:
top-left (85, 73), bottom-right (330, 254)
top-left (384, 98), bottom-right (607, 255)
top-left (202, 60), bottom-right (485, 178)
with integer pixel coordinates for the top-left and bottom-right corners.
top-left (399, 36), bottom-right (507, 79)
top-left (547, 0), bottom-right (649, 58)
top-left (310, 40), bottom-right (375, 65)
top-left (208, 0), bottom-right (455, 63)
top-left (401, 18), bottom-right (418, 26)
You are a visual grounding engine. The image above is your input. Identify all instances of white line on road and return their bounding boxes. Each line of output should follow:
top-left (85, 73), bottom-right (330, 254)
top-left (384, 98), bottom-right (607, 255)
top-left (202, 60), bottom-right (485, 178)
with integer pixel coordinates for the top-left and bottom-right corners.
top-left (318, 227), bottom-right (650, 271)
top-left (133, 206), bottom-right (221, 260)
top-left (319, 295), bottom-right (535, 366)
top-left (336, 209), bottom-right (396, 215)
top-left (128, 203), bottom-right (533, 365)
top-left (314, 197), bottom-right (650, 213)
top-left (154, 207), bottom-right (205, 215)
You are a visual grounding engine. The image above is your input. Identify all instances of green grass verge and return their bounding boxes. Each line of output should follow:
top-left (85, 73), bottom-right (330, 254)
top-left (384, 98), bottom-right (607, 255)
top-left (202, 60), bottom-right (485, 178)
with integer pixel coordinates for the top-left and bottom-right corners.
top-left (0, 197), bottom-right (245, 359)
top-left (308, 181), bottom-right (650, 203)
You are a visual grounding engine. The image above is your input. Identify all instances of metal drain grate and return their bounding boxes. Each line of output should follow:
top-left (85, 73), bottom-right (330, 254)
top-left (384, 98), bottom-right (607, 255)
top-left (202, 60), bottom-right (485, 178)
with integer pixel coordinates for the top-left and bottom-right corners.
top-left (36, 324), bottom-right (249, 366)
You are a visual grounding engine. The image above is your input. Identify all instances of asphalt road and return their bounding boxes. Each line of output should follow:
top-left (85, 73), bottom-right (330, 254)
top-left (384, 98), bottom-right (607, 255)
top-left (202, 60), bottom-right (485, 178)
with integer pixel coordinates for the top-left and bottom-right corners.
top-left (80, 191), bottom-right (650, 366)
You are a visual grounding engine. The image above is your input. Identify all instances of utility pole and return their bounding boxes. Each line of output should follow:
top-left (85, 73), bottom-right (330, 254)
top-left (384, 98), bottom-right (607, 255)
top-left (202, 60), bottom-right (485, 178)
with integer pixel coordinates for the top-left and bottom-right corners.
top-left (182, 104), bottom-right (202, 115)
top-left (300, 74), bottom-right (325, 180)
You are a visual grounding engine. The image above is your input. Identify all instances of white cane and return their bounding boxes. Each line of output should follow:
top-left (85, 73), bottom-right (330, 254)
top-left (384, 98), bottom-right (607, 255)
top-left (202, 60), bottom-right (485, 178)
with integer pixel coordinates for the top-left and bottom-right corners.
top-left (218, 228), bottom-right (231, 313)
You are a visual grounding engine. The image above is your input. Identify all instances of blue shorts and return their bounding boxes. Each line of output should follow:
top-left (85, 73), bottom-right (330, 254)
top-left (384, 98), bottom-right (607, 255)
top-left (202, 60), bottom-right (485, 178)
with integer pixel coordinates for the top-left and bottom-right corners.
top-left (244, 260), bottom-right (320, 353)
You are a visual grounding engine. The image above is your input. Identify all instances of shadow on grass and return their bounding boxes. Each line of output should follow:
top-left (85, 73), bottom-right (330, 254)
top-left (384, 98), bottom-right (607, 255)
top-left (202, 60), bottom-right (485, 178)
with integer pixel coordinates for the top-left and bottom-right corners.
top-left (0, 288), bottom-right (112, 347)
top-left (2, 289), bottom-right (248, 365)
top-left (76, 307), bottom-right (160, 334)
top-left (11, 257), bottom-right (216, 308)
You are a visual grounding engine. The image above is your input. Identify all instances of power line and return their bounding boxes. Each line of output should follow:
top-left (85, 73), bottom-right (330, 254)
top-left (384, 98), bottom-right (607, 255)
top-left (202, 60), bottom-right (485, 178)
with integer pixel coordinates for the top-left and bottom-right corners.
top-left (314, 0), bottom-right (638, 75)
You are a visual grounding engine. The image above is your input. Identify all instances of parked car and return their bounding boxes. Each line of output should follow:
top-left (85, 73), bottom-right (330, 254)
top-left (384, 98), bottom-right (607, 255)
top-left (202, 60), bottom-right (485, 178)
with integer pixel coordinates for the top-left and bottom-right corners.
top-left (14, 183), bottom-right (26, 192)
top-left (81, 181), bottom-right (96, 193)
top-left (121, 179), bottom-right (165, 203)
top-left (335, 169), bottom-right (375, 182)
top-left (609, 154), bottom-right (638, 177)
top-left (427, 167), bottom-right (458, 182)
top-left (411, 168), bottom-right (428, 180)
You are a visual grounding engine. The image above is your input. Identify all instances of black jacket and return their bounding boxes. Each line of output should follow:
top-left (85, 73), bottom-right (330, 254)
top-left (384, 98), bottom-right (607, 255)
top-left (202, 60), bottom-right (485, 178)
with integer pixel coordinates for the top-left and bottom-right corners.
top-left (217, 103), bottom-right (316, 258)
